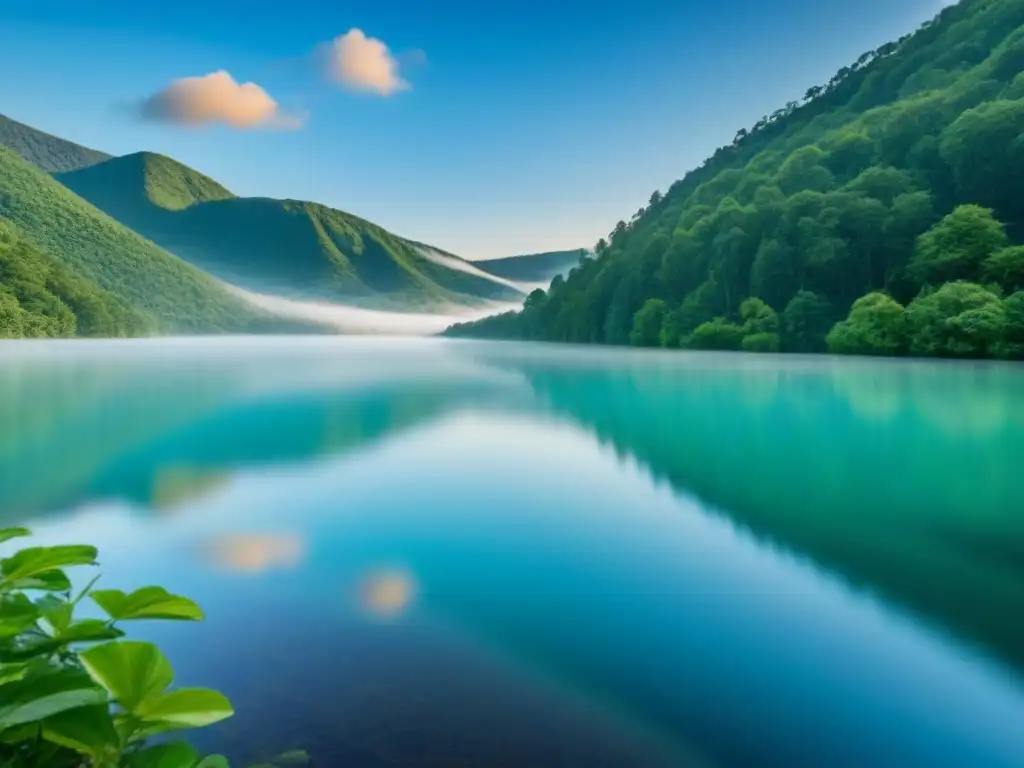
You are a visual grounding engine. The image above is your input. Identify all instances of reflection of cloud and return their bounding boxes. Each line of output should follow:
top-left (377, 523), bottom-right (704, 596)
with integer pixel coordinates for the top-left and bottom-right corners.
top-left (830, 368), bottom-right (904, 422)
top-left (204, 533), bottom-right (305, 574)
top-left (357, 568), bottom-right (417, 618)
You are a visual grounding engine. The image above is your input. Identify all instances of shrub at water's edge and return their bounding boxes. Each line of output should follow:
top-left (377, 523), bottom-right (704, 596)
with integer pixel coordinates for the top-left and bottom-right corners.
top-left (0, 527), bottom-right (308, 767)
top-left (443, 0), bottom-right (1024, 360)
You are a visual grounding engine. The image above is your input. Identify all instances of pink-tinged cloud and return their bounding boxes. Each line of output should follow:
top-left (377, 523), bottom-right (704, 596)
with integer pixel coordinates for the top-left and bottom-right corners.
top-left (319, 29), bottom-right (410, 96)
top-left (138, 70), bottom-right (304, 130)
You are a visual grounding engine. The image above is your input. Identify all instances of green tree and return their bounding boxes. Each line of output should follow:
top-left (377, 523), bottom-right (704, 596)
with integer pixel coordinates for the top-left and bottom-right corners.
top-left (995, 291), bottom-right (1024, 359)
top-left (739, 297), bottom-right (779, 335)
top-left (776, 146), bottom-right (836, 196)
top-left (940, 100), bottom-right (1024, 221)
top-left (908, 205), bottom-right (1009, 288)
top-left (982, 245), bottom-right (1024, 293)
top-left (782, 290), bottom-right (834, 352)
top-left (826, 292), bottom-right (908, 356)
top-left (629, 298), bottom-right (668, 347)
top-left (749, 239), bottom-right (798, 311)
top-left (742, 333), bottom-right (781, 353)
top-left (0, 287), bottom-right (24, 338)
top-left (688, 318), bottom-right (745, 350)
top-left (905, 281), bottom-right (1006, 358)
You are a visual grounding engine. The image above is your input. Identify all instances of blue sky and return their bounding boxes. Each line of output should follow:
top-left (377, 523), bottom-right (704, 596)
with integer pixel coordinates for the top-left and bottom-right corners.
top-left (1, 0), bottom-right (950, 259)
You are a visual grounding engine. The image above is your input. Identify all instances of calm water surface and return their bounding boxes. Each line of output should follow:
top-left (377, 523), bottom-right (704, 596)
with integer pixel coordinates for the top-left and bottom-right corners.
top-left (1, 337), bottom-right (1023, 767)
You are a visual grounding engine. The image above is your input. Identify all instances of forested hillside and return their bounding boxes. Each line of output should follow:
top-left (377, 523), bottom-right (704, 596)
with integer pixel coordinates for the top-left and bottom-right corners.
top-left (446, 0), bottom-right (1024, 360)
top-left (0, 219), bottom-right (149, 338)
top-left (57, 153), bottom-right (524, 308)
top-left (0, 113), bottom-right (110, 173)
top-left (0, 148), bottom-right (300, 333)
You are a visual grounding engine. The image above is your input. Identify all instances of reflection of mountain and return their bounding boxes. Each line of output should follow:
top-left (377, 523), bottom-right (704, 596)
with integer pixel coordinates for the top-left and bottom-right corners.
top-left (0, 344), bottom-right (526, 520)
top-left (491, 351), bottom-right (1024, 671)
top-left (0, 363), bottom-right (240, 516)
top-left (78, 381), bottom-right (505, 510)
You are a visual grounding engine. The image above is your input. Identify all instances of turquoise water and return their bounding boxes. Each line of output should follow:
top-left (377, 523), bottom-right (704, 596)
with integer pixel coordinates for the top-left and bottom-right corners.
top-left (1, 337), bottom-right (1023, 767)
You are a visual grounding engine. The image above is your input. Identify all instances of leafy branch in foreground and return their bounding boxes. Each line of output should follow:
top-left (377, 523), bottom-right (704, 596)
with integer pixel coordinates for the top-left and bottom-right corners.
top-left (0, 527), bottom-right (232, 767)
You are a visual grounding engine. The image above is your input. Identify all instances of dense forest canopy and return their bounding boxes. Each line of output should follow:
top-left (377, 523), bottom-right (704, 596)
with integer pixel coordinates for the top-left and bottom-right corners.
top-left (446, 0), bottom-right (1024, 360)
top-left (0, 113), bottom-right (110, 173)
top-left (0, 218), bottom-right (149, 338)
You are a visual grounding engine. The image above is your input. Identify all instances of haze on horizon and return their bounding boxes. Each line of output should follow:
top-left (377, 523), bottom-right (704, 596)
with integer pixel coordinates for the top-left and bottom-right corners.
top-left (1, 0), bottom-right (950, 259)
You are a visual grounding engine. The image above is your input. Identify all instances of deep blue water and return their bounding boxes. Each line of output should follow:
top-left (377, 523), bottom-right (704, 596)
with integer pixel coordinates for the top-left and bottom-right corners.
top-left (1, 337), bottom-right (1023, 767)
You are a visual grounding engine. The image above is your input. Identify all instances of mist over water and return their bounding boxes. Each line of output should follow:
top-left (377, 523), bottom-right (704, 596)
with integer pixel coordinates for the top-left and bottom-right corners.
top-left (222, 281), bottom-right (522, 335)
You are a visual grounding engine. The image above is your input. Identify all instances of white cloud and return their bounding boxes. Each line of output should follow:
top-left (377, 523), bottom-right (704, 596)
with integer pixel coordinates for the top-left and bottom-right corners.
top-left (138, 70), bottom-right (304, 130)
top-left (319, 28), bottom-right (410, 96)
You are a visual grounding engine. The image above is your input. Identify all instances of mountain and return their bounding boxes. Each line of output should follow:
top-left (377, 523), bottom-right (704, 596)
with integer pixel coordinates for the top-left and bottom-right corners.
top-left (473, 249), bottom-right (588, 285)
top-left (445, 0), bottom-right (1024, 360)
top-left (0, 113), bottom-right (110, 173)
top-left (56, 152), bottom-right (526, 309)
top-left (0, 147), bottom-right (304, 334)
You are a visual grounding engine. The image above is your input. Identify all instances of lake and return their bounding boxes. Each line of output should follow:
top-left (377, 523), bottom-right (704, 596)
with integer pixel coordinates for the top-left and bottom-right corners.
top-left (1, 337), bottom-right (1023, 767)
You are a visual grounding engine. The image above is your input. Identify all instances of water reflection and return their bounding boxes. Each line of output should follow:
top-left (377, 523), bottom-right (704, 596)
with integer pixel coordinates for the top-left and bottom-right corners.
top-left (2, 338), bottom-right (1023, 766)
top-left (357, 569), bottom-right (418, 619)
top-left (203, 533), bottom-right (306, 574)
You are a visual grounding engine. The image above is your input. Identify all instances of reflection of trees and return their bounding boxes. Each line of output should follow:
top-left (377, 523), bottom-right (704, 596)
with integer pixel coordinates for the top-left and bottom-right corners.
top-left (497, 352), bottom-right (1024, 671)
top-left (0, 360), bottom-right (237, 517)
top-left (0, 353), bottom-right (513, 520)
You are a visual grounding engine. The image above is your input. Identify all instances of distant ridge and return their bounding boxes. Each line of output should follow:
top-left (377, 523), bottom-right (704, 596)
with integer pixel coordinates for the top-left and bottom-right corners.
top-left (57, 154), bottom-right (526, 308)
top-left (0, 113), bottom-right (110, 173)
top-left (475, 249), bottom-right (588, 284)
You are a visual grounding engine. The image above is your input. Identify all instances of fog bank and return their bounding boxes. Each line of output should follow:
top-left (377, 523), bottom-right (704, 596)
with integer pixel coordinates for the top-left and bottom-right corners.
top-left (224, 281), bottom-right (520, 335)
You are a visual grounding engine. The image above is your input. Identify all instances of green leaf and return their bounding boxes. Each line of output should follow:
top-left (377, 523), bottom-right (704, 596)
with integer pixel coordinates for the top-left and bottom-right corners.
top-left (135, 688), bottom-right (234, 729)
top-left (91, 587), bottom-right (205, 622)
top-left (10, 569), bottom-right (72, 592)
top-left (0, 667), bottom-right (107, 728)
top-left (41, 703), bottom-right (120, 757)
top-left (125, 741), bottom-right (201, 768)
top-left (0, 528), bottom-right (30, 546)
top-left (0, 621), bottom-right (124, 662)
top-left (0, 662), bottom-right (29, 687)
top-left (0, 593), bottom-right (40, 638)
top-left (79, 641), bottom-right (173, 712)
top-left (195, 756), bottom-right (230, 768)
top-left (0, 545), bottom-right (98, 585)
top-left (59, 619), bottom-right (125, 645)
top-left (0, 722), bottom-right (39, 743)
top-left (35, 594), bottom-right (73, 634)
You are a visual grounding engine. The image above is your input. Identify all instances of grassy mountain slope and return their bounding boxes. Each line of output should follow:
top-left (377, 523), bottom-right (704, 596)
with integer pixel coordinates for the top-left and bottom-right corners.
top-left (0, 218), bottom-right (149, 338)
top-left (0, 113), bottom-right (110, 173)
top-left (0, 147), bottom-right (299, 333)
top-left (446, 0), bottom-right (1024, 358)
top-left (57, 153), bottom-right (523, 308)
top-left (474, 249), bottom-right (588, 284)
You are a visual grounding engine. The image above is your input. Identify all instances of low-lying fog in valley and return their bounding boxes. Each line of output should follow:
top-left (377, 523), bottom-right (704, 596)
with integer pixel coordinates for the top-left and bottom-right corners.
top-left (223, 280), bottom-right (524, 335)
